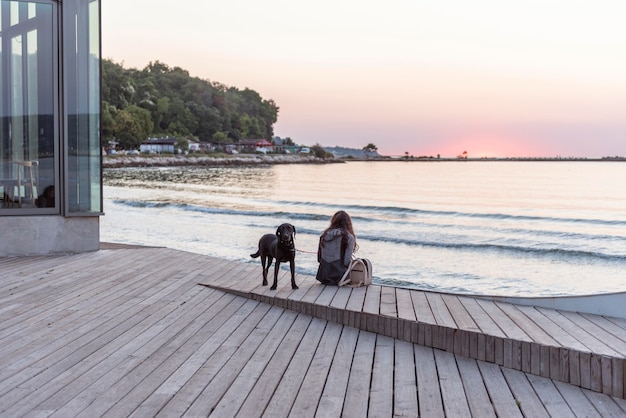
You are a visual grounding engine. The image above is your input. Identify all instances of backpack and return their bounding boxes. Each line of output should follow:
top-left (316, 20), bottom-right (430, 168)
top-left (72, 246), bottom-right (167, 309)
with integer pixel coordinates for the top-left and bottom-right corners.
top-left (338, 258), bottom-right (372, 287)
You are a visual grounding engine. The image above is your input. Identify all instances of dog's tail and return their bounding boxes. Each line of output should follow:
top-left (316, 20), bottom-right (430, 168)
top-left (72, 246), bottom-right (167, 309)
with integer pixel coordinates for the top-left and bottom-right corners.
top-left (250, 250), bottom-right (260, 258)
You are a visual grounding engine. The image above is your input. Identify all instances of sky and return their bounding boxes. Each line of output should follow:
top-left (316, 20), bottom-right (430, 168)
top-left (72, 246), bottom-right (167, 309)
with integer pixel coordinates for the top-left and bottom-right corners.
top-left (102, 0), bottom-right (626, 158)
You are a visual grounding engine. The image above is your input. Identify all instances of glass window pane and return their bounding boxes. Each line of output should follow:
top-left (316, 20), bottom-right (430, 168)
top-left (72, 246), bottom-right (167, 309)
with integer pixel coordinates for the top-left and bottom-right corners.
top-left (1, 1), bottom-right (56, 212)
top-left (64, 0), bottom-right (102, 214)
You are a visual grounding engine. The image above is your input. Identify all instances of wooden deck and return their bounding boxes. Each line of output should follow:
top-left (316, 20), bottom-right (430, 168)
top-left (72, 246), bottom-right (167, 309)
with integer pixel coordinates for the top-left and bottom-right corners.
top-left (0, 246), bottom-right (625, 417)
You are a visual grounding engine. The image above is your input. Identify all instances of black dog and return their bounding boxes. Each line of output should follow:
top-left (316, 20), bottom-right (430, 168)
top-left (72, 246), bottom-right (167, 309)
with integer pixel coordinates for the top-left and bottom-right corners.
top-left (250, 223), bottom-right (298, 290)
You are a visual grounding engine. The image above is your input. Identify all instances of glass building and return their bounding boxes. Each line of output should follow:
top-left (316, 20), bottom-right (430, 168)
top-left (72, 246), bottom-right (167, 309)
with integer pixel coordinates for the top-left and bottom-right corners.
top-left (0, 0), bottom-right (101, 255)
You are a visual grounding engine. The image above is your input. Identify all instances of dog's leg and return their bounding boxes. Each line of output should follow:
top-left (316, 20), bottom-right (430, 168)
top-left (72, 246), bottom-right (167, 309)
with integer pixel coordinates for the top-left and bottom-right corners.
top-left (261, 256), bottom-right (271, 286)
top-left (289, 261), bottom-right (298, 289)
top-left (270, 261), bottom-right (280, 290)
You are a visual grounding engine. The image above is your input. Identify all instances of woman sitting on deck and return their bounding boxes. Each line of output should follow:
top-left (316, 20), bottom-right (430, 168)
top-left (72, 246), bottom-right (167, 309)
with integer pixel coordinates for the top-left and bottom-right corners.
top-left (315, 210), bottom-right (357, 285)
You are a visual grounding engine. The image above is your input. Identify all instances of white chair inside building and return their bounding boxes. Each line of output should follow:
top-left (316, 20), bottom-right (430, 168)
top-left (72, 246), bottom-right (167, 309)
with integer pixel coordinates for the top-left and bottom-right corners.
top-left (1, 161), bottom-right (39, 208)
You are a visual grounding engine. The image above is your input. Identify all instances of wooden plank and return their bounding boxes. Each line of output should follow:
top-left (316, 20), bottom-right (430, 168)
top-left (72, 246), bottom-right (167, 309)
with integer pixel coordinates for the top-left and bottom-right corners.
top-left (9, 278), bottom-right (228, 416)
top-left (493, 302), bottom-right (556, 346)
top-left (0, 252), bottom-right (114, 305)
top-left (425, 293), bottom-right (456, 328)
top-left (2, 247), bottom-right (625, 417)
top-left (173, 306), bottom-right (290, 417)
top-left (298, 281), bottom-right (327, 317)
top-left (362, 286), bottom-right (381, 315)
top-left (609, 392), bottom-right (626, 417)
top-left (329, 287), bottom-right (352, 310)
top-left (216, 314), bottom-right (313, 418)
top-left (145, 300), bottom-right (264, 416)
top-left (434, 349), bottom-right (472, 417)
top-left (341, 331), bottom-right (376, 418)
top-left (425, 293), bottom-right (456, 351)
top-left (552, 381), bottom-right (603, 418)
top-left (513, 305), bottom-right (589, 352)
top-left (396, 289), bottom-right (417, 342)
top-left (314, 285), bottom-right (340, 321)
top-left (526, 374), bottom-right (577, 418)
top-left (441, 295), bottom-right (479, 332)
top-left (368, 335), bottom-right (394, 417)
top-left (284, 275), bottom-right (319, 313)
top-left (414, 345), bottom-right (445, 418)
top-left (344, 287), bottom-right (366, 329)
top-left (580, 313), bottom-right (626, 346)
top-left (316, 326), bottom-right (360, 417)
top-left (613, 357), bottom-right (624, 399)
top-left (231, 265), bottom-right (275, 297)
top-left (590, 354), bottom-right (602, 393)
top-left (289, 322), bottom-right (344, 416)
top-left (410, 291), bottom-right (436, 325)
top-left (536, 307), bottom-right (621, 357)
top-left (0, 266), bottom-right (212, 406)
top-left (0, 258), bottom-right (112, 320)
top-left (0, 251), bottom-right (154, 337)
top-left (583, 388), bottom-right (626, 417)
top-left (362, 286), bottom-right (381, 333)
top-left (441, 295), bottom-right (479, 356)
top-left (559, 311), bottom-right (626, 357)
top-left (67, 295), bottom-right (253, 418)
top-left (395, 289), bottom-right (416, 321)
top-left (500, 368), bottom-right (550, 418)
top-left (250, 269), bottom-right (293, 300)
top-left (379, 287), bottom-right (397, 339)
top-left (475, 300), bottom-right (530, 342)
top-left (329, 287), bottom-right (352, 326)
top-left (455, 356), bottom-right (496, 418)
top-left (394, 340), bottom-right (418, 417)
top-left (476, 361), bottom-right (523, 418)
top-left (379, 286), bottom-right (397, 318)
top-left (261, 317), bottom-right (328, 418)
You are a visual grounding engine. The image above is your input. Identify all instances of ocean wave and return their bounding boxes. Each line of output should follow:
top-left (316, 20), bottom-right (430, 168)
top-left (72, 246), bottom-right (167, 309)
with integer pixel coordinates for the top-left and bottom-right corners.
top-left (113, 197), bottom-right (625, 227)
top-left (356, 232), bottom-right (626, 262)
top-left (272, 199), bottom-right (626, 226)
top-left (112, 199), bottom-right (626, 254)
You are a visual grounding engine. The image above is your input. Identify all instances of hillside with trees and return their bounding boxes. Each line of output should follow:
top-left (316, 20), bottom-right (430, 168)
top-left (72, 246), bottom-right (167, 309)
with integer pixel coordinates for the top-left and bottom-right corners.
top-left (101, 60), bottom-right (279, 150)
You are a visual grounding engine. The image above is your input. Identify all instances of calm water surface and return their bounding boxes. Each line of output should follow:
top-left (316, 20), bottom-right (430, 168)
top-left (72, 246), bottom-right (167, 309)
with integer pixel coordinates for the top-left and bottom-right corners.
top-left (102, 161), bottom-right (626, 297)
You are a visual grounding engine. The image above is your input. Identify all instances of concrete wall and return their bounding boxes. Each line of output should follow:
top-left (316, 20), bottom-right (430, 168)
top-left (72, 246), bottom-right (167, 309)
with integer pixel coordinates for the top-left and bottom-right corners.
top-left (0, 216), bottom-right (99, 256)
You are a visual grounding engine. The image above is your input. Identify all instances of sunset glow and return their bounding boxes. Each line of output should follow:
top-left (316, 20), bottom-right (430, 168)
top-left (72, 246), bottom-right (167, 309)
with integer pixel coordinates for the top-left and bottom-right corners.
top-left (102, 0), bottom-right (626, 158)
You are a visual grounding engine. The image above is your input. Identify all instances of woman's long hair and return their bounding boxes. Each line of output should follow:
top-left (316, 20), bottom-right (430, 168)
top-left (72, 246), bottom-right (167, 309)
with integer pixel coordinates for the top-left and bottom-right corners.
top-left (321, 210), bottom-right (358, 258)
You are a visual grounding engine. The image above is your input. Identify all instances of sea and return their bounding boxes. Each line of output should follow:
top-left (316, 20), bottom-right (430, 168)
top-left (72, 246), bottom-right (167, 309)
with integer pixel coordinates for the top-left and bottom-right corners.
top-left (101, 160), bottom-right (626, 297)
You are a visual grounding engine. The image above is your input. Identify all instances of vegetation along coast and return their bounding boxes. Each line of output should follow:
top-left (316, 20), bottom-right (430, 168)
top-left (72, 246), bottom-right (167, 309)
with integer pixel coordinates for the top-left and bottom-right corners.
top-left (102, 153), bottom-right (344, 169)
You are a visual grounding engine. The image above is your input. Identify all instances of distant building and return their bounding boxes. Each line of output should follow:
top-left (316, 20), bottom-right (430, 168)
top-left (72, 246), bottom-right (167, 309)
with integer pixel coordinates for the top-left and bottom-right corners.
top-left (1, 0), bottom-right (102, 256)
top-left (188, 140), bottom-right (201, 152)
top-left (235, 139), bottom-right (273, 154)
top-left (140, 137), bottom-right (178, 154)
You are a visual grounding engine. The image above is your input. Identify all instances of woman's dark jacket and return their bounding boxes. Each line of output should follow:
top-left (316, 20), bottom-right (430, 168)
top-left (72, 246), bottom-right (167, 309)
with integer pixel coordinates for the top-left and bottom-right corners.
top-left (315, 228), bottom-right (355, 285)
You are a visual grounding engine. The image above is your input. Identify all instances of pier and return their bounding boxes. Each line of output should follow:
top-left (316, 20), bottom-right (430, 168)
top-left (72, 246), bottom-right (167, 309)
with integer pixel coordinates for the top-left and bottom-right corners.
top-left (0, 245), bottom-right (625, 417)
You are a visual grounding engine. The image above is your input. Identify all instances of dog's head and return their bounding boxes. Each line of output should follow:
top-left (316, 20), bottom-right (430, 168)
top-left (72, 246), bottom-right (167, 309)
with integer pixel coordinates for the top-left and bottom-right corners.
top-left (276, 223), bottom-right (296, 246)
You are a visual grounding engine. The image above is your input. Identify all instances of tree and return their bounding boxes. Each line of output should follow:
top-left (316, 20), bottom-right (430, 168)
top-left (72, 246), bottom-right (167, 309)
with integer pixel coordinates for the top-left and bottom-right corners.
top-left (101, 59), bottom-right (281, 148)
top-left (363, 143), bottom-right (378, 158)
top-left (101, 102), bottom-right (117, 145)
top-left (212, 131), bottom-right (230, 144)
top-left (310, 143), bottom-right (334, 159)
top-left (176, 137), bottom-right (189, 153)
top-left (113, 105), bottom-right (153, 150)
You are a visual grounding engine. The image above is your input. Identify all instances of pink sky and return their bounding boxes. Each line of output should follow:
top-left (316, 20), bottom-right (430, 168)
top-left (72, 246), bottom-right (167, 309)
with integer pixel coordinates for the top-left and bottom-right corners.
top-left (102, 1), bottom-right (626, 158)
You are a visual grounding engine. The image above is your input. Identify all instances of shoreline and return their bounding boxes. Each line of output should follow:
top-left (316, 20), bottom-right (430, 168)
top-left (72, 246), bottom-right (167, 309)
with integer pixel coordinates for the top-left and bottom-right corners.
top-left (103, 154), bottom-right (625, 169)
top-left (102, 154), bottom-right (343, 168)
